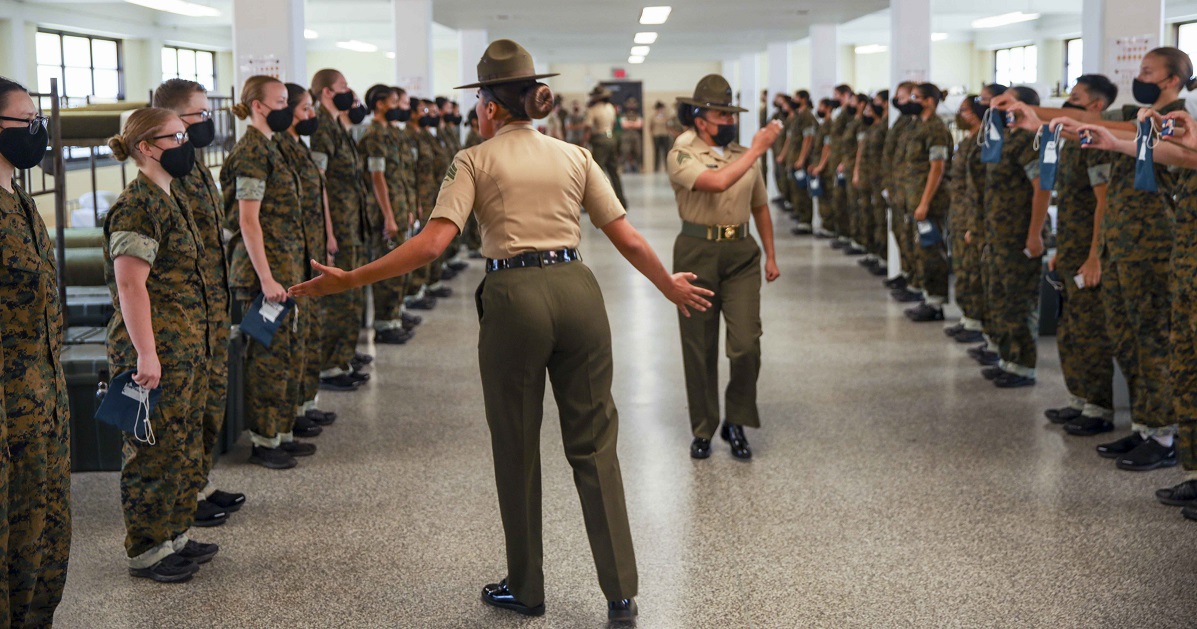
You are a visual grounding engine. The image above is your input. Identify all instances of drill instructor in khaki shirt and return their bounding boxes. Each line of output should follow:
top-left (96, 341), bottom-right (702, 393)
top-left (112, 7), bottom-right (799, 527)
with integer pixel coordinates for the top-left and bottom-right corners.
top-left (584, 85), bottom-right (628, 208)
top-left (289, 39), bottom-right (712, 624)
top-left (668, 74), bottom-right (782, 461)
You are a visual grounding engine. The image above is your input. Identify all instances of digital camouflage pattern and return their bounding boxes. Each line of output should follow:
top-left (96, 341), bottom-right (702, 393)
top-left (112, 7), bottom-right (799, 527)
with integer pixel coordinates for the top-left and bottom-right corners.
top-left (827, 111), bottom-right (854, 237)
top-left (1172, 170), bottom-right (1197, 470)
top-left (857, 117), bottom-right (888, 258)
top-left (103, 173), bottom-right (207, 558)
top-left (902, 116), bottom-right (953, 301)
top-left (406, 123), bottom-right (445, 292)
top-left (787, 109), bottom-right (819, 228)
top-left (221, 127), bottom-right (305, 440)
top-left (771, 111), bottom-right (791, 210)
top-left (884, 114), bottom-right (917, 279)
top-left (0, 184), bottom-right (71, 627)
top-left (948, 130), bottom-right (986, 324)
top-left (814, 116), bottom-right (835, 227)
top-left (359, 120), bottom-right (413, 327)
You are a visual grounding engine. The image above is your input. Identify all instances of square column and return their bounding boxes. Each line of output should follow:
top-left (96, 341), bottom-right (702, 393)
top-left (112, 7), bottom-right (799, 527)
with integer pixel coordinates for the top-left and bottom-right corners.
top-left (767, 42), bottom-right (791, 101)
top-left (232, 0), bottom-right (305, 86)
top-left (0, 18), bottom-right (29, 86)
top-left (393, 0), bottom-right (433, 97)
top-left (810, 24), bottom-right (838, 99)
top-left (889, 0), bottom-right (930, 90)
top-left (457, 29), bottom-right (488, 115)
top-left (738, 52), bottom-right (762, 148)
top-left (1083, 0), bottom-right (1163, 103)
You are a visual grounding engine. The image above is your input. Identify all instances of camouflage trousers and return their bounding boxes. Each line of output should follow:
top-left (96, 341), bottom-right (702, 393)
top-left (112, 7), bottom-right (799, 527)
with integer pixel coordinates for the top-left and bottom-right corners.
top-left (789, 170), bottom-right (814, 228)
top-left (2, 371), bottom-right (70, 626)
top-left (915, 212), bottom-right (951, 303)
top-left (238, 295), bottom-right (302, 443)
top-left (119, 356), bottom-right (204, 558)
top-left (320, 245), bottom-right (365, 373)
top-left (773, 159), bottom-right (791, 208)
top-left (198, 328), bottom-right (229, 495)
top-left (370, 229), bottom-right (410, 330)
top-left (870, 188), bottom-right (888, 259)
top-left (1173, 241), bottom-right (1197, 472)
top-left (1103, 256), bottom-right (1174, 432)
top-left (815, 175), bottom-right (834, 229)
top-left (301, 296), bottom-right (326, 405)
top-left (890, 197), bottom-right (915, 281)
top-left (1056, 261), bottom-right (1115, 413)
top-left (951, 234), bottom-right (986, 326)
top-left (983, 242), bottom-right (1042, 374)
top-left (829, 179), bottom-right (848, 237)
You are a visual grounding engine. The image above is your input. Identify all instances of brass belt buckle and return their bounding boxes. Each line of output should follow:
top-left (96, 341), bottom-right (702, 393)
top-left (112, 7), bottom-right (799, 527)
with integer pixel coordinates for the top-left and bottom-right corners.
top-left (722, 225), bottom-right (738, 240)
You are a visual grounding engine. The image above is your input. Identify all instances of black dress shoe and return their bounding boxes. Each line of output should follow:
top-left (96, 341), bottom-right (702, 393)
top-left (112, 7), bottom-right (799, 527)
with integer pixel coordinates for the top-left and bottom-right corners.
top-left (609, 598), bottom-right (638, 622)
top-left (448, 259), bottom-right (469, 272)
top-left (1045, 407), bottom-right (1083, 423)
top-left (376, 328), bottom-right (413, 345)
top-left (441, 266), bottom-right (459, 281)
top-left (830, 239), bottom-right (848, 250)
top-left (406, 295), bottom-right (437, 310)
top-left (952, 329), bottom-right (984, 343)
top-left (426, 285), bottom-right (453, 298)
top-left (249, 446), bottom-right (297, 470)
top-left (690, 437), bottom-right (711, 459)
top-left (943, 323), bottom-right (965, 337)
top-left (883, 275), bottom-right (908, 290)
top-left (891, 288), bottom-right (924, 303)
top-left (868, 264), bottom-right (889, 276)
top-left (1156, 479), bottom-right (1197, 507)
top-left (481, 580), bottom-right (544, 616)
top-left (281, 441), bottom-right (317, 457)
top-left (1116, 439), bottom-right (1177, 471)
top-left (906, 304), bottom-right (944, 322)
top-left (1183, 506), bottom-right (1197, 522)
top-left (1063, 415), bottom-right (1115, 436)
top-left (973, 351), bottom-right (1000, 366)
top-left (993, 373), bottom-right (1035, 388)
top-left (319, 374), bottom-right (361, 391)
top-left (843, 245), bottom-right (867, 256)
top-left (293, 415), bottom-right (323, 438)
top-left (719, 422), bottom-right (752, 460)
top-left (1097, 433), bottom-right (1146, 459)
top-left (857, 257), bottom-right (879, 268)
top-left (981, 366), bottom-right (1005, 380)
top-left (400, 311), bottom-right (423, 328)
top-left (351, 352), bottom-right (374, 368)
top-left (305, 409), bottom-right (336, 426)
top-left (193, 500), bottom-right (228, 527)
top-left (207, 489), bottom-right (245, 512)
top-left (814, 229), bottom-right (836, 239)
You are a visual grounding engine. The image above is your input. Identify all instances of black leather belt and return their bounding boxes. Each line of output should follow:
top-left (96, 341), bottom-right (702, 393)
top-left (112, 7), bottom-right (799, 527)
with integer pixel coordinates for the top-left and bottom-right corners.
top-left (681, 220), bottom-right (750, 241)
top-left (485, 248), bottom-right (582, 273)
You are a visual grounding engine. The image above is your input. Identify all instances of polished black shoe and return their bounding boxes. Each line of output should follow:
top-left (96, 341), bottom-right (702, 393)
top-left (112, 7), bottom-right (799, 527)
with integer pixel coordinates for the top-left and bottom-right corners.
top-left (1183, 506), bottom-right (1197, 522)
top-left (440, 266), bottom-right (459, 281)
top-left (400, 311), bottom-right (423, 329)
top-left (609, 598), bottom-right (638, 622)
top-left (129, 553), bottom-right (198, 583)
top-left (447, 259), bottom-right (469, 272)
top-left (970, 349), bottom-right (999, 366)
top-left (943, 323), bottom-right (965, 337)
top-left (883, 275), bottom-right (908, 290)
top-left (953, 329), bottom-right (985, 344)
top-left (857, 257), bottom-right (880, 268)
top-left (1045, 407), bottom-right (1083, 423)
top-left (351, 351), bottom-right (374, 367)
top-left (305, 408), bottom-right (337, 426)
top-left (249, 445), bottom-right (297, 470)
top-left (207, 489), bottom-right (245, 512)
top-left (994, 373), bottom-right (1035, 388)
top-left (843, 245), bottom-right (867, 256)
top-left (1156, 479), bottom-right (1197, 507)
top-left (426, 285), bottom-right (453, 298)
top-left (481, 580), bottom-right (545, 616)
top-left (1097, 433), bottom-right (1146, 459)
top-left (193, 500), bottom-right (228, 527)
top-left (690, 437), bottom-right (711, 459)
top-left (1116, 439), bottom-right (1177, 471)
top-left (406, 295), bottom-right (437, 310)
top-left (891, 288), bottom-right (924, 303)
top-left (319, 374), bottom-right (361, 391)
top-left (347, 370), bottom-right (370, 384)
top-left (376, 328), bottom-right (413, 345)
top-left (906, 304), bottom-right (944, 322)
top-left (176, 539), bottom-right (220, 564)
top-left (293, 415), bottom-right (323, 438)
top-left (981, 366), bottom-right (1005, 380)
top-left (719, 422), bottom-right (752, 460)
top-left (281, 441), bottom-right (317, 457)
top-left (1063, 415), bottom-right (1115, 437)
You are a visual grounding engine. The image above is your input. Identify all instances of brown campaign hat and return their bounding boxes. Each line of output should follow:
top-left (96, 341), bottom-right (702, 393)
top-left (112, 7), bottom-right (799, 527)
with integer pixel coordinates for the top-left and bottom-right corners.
top-left (455, 39), bottom-right (558, 89)
top-left (589, 85), bottom-right (614, 102)
top-left (676, 74), bottom-right (748, 113)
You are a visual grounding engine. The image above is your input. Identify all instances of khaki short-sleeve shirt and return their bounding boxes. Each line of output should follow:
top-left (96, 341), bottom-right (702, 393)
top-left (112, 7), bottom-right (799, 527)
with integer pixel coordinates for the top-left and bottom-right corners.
top-left (666, 133), bottom-right (768, 225)
top-left (585, 103), bottom-right (616, 135)
top-left (430, 123), bottom-right (626, 260)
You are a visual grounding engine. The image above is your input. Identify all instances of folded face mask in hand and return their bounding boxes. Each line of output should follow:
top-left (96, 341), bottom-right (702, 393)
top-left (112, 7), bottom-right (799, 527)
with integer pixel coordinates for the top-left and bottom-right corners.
top-left (95, 370), bottom-right (161, 445)
top-left (240, 293), bottom-right (297, 348)
top-left (979, 107), bottom-right (1006, 164)
top-left (1134, 118), bottom-right (1159, 193)
top-left (1038, 124), bottom-right (1062, 191)
top-left (917, 219), bottom-right (943, 248)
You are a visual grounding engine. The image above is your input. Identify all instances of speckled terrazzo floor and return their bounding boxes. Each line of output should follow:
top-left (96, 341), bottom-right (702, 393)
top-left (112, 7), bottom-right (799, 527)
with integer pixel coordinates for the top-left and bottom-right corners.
top-left (57, 173), bottom-right (1196, 629)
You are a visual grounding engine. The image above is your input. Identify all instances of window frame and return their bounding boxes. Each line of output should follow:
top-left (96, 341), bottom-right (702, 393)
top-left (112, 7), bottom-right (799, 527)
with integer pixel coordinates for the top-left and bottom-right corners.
top-left (993, 43), bottom-right (1038, 86)
top-left (1176, 20), bottom-right (1197, 59)
top-left (1064, 38), bottom-right (1083, 93)
top-left (161, 45), bottom-right (218, 92)
top-left (36, 28), bottom-right (125, 102)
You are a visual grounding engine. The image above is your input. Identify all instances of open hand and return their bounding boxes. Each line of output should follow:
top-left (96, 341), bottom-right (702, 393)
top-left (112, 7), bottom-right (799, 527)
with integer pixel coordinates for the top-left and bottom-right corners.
top-left (290, 260), bottom-right (354, 298)
top-left (666, 272), bottom-right (714, 318)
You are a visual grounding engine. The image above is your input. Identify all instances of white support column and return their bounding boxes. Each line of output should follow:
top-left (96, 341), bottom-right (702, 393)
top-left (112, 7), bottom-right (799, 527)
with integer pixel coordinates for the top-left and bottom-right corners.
top-left (457, 29), bottom-right (488, 115)
top-left (1081, 0), bottom-right (1105, 74)
top-left (232, 0), bottom-right (305, 87)
top-left (767, 41), bottom-right (791, 101)
top-left (809, 24), bottom-right (838, 100)
top-left (738, 52), bottom-right (762, 148)
top-left (393, 0), bottom-right (433, 97)
top-left (146, 36), bottom-right (164, 96)
top-left (0, 18), bottom-right (30, 86)
top-left (889, 0), bottom-right (931, 89)
top-left (1091, 0), bottom-right (1164, 104)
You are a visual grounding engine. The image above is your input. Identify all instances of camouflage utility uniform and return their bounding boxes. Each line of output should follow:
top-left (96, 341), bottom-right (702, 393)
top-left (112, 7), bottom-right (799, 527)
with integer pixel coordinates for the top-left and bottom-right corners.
top-left (857, 116), bottom-right (888, 259)
top-left (884, 114), bottom-right (918, 283)
top-left (949, 129), bottom-right (986, 331)
top-left (787, 108), bottom-right (819, 230)
top-left (359, 119), bottom-right (413, 329)
top-left (902, 115), bottom-right (953, 305)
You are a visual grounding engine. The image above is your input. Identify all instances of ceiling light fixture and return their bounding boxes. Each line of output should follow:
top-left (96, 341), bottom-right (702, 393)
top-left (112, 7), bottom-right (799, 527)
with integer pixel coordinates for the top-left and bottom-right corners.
top-left (124, 0), bottom-right (220, 17)
top-left (634, 32), bottom-right (658, 44)
top-left (304, 29), bottom-right (319, 40)
top-left (854, 45), bottom-right (888, 55)
top-left (932, 32), bottom-right (948, 41)
top-left (628, 55), bottom-right (645, 64)
top-left (970, 12), bottom-right (1040, 29)
top-left (631, 45), bottom-right (651, 56)
top-left (640, 6), bottom-right (672, 25)
top-left (337, 40), bottom-right (378, 53)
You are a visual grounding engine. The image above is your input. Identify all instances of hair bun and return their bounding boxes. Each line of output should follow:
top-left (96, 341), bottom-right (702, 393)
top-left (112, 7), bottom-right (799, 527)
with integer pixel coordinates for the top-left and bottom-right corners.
top-left (107, 135), bottom-right (130, 162)
top-left (230, 102), bottom-right (252, 120)
top-left (524, 83), bottom-right (554, 120)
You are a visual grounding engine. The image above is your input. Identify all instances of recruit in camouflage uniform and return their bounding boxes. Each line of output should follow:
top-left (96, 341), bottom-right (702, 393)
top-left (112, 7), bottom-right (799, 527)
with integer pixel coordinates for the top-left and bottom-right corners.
top-left (813, 113), bottom-right (835, 230)
top-left (982, 125), bottom-right (1044, 379)
top-left (275, 130), bottom-right (329, 409)
top-left (171, 159), bottom-right (229, 499)
top-left (1172, 169), bottom-right (1197, 483)
top-left (311, 105), bottom-right (368, 376)
top-left (221, 126), bottom-right (306, 448)
top-left (949, 121), bottom-right (987, 335)
top-left (1099, 101), bottom-right (1182, 437)
top-left (902, 113), bottom-right (953, 308)
top-left (433, 124), bottom-right (462, 272)
top-left (0, 183), bottom-right (71, 626)
top-left (788, 105), bottom-right (819, 232)
top-left (884, 111), bottom-right (918, 284)
top-left (826, 107), bottom-right (852, 239)
top-left (1051, 137), bottom-right (1115, 420)
top-left (359, 118), bottom-right (413, 331)
top-left (770, 105), bottom-right (791, 209)
top-left (858, 109), bottom-right (888, 262)
top-left (840, 113), bottom-right (865, 246)
top-left (405, 121), bottom-right (445, 295)
top-left (104, 172), bottom-right (208, 568)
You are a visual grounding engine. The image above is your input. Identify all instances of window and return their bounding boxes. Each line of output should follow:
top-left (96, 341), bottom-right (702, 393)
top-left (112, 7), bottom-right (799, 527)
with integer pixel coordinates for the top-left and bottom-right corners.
top-left (1178, 22), bottom-right (1197, 61)
top-left (1065, 39), bottom-right (1083, 92)
top-left (994, 44), bottom-right (1037, 86)
top-left (162, 46), bottom-right (217, 92)
top-left (36, 30), bottom-right (124, 102)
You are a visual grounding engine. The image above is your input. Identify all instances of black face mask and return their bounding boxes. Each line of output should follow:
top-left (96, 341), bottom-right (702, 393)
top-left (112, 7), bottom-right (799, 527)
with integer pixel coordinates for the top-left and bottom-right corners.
top-left (154, 142), bottom-right (195, 179)
top-left (348, 104), bottom-right (369, 125)
top-left (295, 117), bottom-right (319, 136)
top-left (445, 114), bottom-right (462, 125)
top-left (970, 99), bottom-right (988, 121)
top-left (266, 106), bottom-right (295, 133)
top-left (861, 115), bottom-right (875, 127)
top-left (186, 118), bottom-right (216, 149)
top-left (1132, 78), bottom-right (1165, 105)
top-left (1061, 101), bottom-right (1087, 111)
top-left (419, 115), bottom-right (439, 128)
top-left (385, 108), bottom-right (407, 122)
top-left (871, 102), bottom-right (885, 118)
top-left (891, 96), bottom-right (901, 109)
top-left (843, 105), bottom-right (857, 117)
top-left (0, 124), bottom-right (48, 170)
top-left (899, 102), bottom-right (923, 116)
top-left (817, 110), bottom-right (827, 120)
top-left (709, 123), bottom-right (737, 147)
top-left (332, 91), bottom-right (355, 112)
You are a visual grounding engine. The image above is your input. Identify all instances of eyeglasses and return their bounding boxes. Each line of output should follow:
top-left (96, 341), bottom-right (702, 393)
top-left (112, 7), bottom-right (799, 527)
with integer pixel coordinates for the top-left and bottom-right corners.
top-left (0, 115), bottom-right (49, 134)
top-left (178, 110), bottom-right (212, 122)
top-left (150, 131), bottom-right (189, 146)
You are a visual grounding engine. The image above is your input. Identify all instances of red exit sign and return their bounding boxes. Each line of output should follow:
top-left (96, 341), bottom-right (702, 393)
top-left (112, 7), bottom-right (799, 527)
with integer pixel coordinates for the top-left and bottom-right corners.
top-left (612, 68), bottom-right (627, 79)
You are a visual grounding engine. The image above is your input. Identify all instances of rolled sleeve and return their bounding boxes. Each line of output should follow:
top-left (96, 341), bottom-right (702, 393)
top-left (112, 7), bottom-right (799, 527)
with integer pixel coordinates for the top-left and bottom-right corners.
top-left (310, 151), bottom-right (329, 171)
top-left (236, 177), bottom-right (266, 201)
top-left (1024, 159), bottom-right (1041, 181)
top-left (667, 148), bottom-right (710, 192)
top-left (109, 231), bottom-right (159, 265)
top-left (1088, 163), bottom-right (1112, 186)
top-left (929, 145), bottom-right (949, 161)
top-left (367, 157), bottom-right (386, 173)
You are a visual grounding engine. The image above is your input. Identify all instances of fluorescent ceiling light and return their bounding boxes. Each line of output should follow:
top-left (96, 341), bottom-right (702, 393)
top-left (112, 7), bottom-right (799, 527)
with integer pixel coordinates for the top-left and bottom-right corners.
top-left (628, 55), bottom-right (646, 64)
top-left (634, 32), bottom-right (658, 44)
top-left (631, 45), bottom-right (651, 56)
top-left (337, 40), bottom-right (378, 53)
top-left (640, 6), bottom-right (672, 25)
top-left (304, 29), bottom-right (318, 40)
top-left (932, 32), bottom-right (948, 41)
top-left (125, 0), bottom-right (220, 17)
top-left (855, 45), bottom-right (888, 55)
top-left (386, 52), bottom-right (396, 59)
top-left (971, 12), bottom-right (1040, 29)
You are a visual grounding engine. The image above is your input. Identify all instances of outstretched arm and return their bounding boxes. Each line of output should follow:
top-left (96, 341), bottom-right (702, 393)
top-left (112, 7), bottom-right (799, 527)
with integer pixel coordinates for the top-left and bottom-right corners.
top-left (290, 218), bottom-right (457, 297)
top-left (600, 216), bottom-right (714, 317)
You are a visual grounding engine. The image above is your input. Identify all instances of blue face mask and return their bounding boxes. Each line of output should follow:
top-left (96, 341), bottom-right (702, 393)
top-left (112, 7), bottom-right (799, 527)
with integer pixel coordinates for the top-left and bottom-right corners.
top-left (1134, 118), bottom-right (1159, 193)
top-left (240, 293), bottom-right (297, 348)
top-left (978, 105), bottom-right (1007, 164)
top-left (1038, 124), bottom-right (1062, 191)
top-left (95, 370), bottom-right (162, 445)
top-left (792, 167), bottom-right (808, 190)
top-left (917, 219), bottom-right (943, 248)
